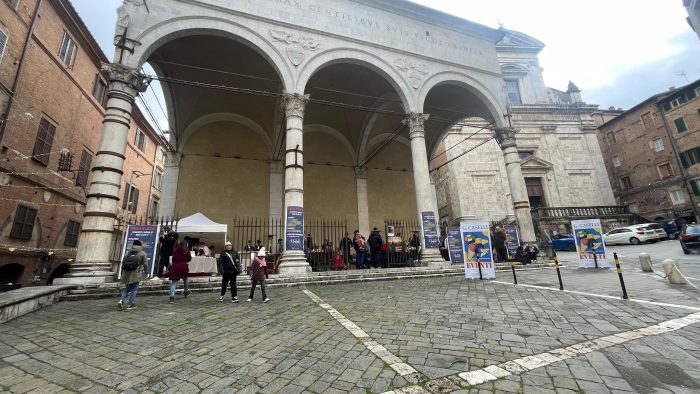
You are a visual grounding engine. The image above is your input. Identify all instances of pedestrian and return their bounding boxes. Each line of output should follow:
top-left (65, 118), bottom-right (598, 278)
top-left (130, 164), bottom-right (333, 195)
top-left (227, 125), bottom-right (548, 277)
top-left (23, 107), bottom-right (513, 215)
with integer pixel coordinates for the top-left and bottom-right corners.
top-left (493, 227), bottom-right (508, 263)
top-left (408, 231), bottom-right (420, 266)
top-left (368, 227), bottom-right (383, 268)
top-left (244, 240), bottom-right (254, 251)
top-left (525, 242), bottom-right (539, 264)
top-left (119, 240), bottom-right (148, 310)
top-left (339, 232), bottom-right (352, 267)
top-left (169, 241), bottom-right (191, 302)
top-left (353, 230), bottom-right (366, 269)
top-left (248, 248), bottom-right (270, 303)
top-left (255, 240), bottom-right (263, 251)
top-left (218, 241), bottom-right (240, 302)
top-left (157, 226), bottom-right (178, 278)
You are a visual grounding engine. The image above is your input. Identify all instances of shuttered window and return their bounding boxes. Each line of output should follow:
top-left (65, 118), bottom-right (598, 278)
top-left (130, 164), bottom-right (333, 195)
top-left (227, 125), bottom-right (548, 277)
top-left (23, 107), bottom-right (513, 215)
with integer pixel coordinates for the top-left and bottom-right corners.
top-left (64, 220), bottom-right (80, 247)
top-left (10, 205), bottom-right (37, 240)
top-left (122, 183), bottom-right (139, 213)
top-left (32, 118), bottom-right (56, 166)
top-left (0, 29), bottom-right (8, 65)
top-left (690, 179), bottom-right (700, 196)
top-left (58, 31), bottom-right (77, 67)
top-left (75, 149), bottom-right (92, 187)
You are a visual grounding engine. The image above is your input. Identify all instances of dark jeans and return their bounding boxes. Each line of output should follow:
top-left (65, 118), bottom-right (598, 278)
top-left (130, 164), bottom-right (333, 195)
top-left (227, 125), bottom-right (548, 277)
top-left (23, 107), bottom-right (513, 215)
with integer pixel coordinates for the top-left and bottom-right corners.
top-left (221, 273), bottom-right (237, 298)
top-left (371, 250), bottom-right (381, 268)
top-left (355, 249), bottom-right (365, 269)
top-left (496, 247), bottom-right (508, 262)
top-left (249, 280), bottom-right (267, 300)
top-left (158, 253), bottom-right (171, 277)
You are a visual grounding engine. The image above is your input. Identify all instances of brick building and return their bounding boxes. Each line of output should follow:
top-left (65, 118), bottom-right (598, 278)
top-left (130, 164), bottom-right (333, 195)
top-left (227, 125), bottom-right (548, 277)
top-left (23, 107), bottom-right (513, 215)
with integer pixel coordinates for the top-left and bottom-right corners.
top-left (0, 0), bottom-right (166, 288)
top-left (597, 79), bottom-right (700, 223)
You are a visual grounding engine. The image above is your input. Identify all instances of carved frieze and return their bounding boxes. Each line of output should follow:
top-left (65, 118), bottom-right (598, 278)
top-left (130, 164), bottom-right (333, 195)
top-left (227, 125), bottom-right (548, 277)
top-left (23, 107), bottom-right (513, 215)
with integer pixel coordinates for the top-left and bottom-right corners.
top-left (270, 30), bottom-right (321, 66)
top-left (394, 59), bottom-right (430, 89)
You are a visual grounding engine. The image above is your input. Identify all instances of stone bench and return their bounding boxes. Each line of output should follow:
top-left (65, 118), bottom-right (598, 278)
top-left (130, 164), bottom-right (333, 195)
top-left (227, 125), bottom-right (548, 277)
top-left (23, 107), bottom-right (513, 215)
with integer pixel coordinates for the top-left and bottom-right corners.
top-left (0, 285), bottom-right (76, 324)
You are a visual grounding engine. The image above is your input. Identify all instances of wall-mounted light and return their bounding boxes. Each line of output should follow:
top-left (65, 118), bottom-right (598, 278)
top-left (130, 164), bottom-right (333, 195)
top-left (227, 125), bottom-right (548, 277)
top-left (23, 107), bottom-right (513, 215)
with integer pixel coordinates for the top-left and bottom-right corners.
top-left (8, 247), bottom-right (15, 252)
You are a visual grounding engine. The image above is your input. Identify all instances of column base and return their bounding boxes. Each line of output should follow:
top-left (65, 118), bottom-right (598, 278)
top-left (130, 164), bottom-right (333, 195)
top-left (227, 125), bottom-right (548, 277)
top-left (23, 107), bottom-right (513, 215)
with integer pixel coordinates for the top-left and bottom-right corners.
top-left (53, 263), bottom-right (114, 287)
top-left (278, 251), bottom-right (312, 276)
top-left (419, 249), bottom-right (450, 267)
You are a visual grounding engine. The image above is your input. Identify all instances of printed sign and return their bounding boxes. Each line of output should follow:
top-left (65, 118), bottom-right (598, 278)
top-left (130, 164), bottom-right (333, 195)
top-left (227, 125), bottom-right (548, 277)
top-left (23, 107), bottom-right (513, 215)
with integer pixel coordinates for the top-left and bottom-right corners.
top-left (446, 227), bottom-right (464, 265)
top-left (460, 221), bottom-right (495, 279)
top-left (421, 211), bottom-right (440, 249)
top-left (571, 219), bottom-right (609, 268)
top-left (285, 206), bottom-right (304, 251)
top-left (118, 225), bottom-right (160, 279)
top-left (504, 225), bottom-right (520, 258)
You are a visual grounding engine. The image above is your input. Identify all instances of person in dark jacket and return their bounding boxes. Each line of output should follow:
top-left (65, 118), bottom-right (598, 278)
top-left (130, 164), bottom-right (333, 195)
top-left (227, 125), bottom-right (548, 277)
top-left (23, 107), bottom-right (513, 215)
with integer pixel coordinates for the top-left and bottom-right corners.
top-left (168, 241), bottom-right (191, 302)
top-left (367, 228), bottom-right (383, 268)
top-left (158, 226), bottom-right (178, 277)
top-left (119, 240), bottom-right (148, 310)
top-left (218, 241), bottom-right (240, 303)
top-left (339, 232), bottom-right (353, 267)
top-left (408, 231), bottom-right (420, 266)
top-left (248, 248), bottom-right (269, 302)
top-left (493, 227), bottom-right (508, 263)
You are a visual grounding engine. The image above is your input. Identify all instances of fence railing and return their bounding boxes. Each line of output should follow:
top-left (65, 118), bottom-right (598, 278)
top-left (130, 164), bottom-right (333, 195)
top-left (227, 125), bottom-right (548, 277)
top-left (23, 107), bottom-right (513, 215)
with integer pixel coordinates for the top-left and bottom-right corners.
top-left (531, 206), bottom-right (631, 220)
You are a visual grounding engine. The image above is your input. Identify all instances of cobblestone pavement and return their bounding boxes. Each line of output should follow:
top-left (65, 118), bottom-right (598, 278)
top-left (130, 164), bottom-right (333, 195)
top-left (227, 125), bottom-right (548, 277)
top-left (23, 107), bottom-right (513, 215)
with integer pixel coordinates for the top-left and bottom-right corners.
top-left (1, 274), bottom-right (700, 393)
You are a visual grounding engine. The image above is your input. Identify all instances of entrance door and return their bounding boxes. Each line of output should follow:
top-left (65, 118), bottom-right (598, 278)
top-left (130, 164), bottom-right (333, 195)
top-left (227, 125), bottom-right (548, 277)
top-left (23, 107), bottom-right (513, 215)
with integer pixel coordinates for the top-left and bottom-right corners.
top-left (525, 178), bottom-right (546, 208)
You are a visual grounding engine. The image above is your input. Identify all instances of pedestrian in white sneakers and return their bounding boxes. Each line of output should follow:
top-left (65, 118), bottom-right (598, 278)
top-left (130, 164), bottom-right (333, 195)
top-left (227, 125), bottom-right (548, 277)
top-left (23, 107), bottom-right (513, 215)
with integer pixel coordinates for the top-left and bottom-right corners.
top-left (218, 241), bottom-right (240, 303)
top-left (247, 248), bottom-right (269, 303)
top-left (118, 240), bottom-right (148, 310)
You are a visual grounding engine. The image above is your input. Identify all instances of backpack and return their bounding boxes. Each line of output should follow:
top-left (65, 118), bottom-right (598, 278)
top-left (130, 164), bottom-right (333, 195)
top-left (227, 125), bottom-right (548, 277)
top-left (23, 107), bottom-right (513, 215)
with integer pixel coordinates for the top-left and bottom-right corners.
top-left (122, 251), bottom-right (139, 271)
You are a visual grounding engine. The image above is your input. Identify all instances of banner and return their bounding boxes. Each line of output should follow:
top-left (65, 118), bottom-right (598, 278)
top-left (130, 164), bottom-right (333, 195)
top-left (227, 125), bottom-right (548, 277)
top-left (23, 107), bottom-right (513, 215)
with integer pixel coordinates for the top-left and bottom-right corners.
top-left (285, 206), bottom-right (304, 251)
top-left (504, 225), bottom-right (520, 258)
top-left (446, 227), bottom-right (464, 265)
top-left (571, 219), bottom-right (609, 268)
top-left (118, 225), bottom-right (160, 279)
top-left (460, 221), bottom-right (495, 279)
top-left (421, 211), bottom-right (440, 249)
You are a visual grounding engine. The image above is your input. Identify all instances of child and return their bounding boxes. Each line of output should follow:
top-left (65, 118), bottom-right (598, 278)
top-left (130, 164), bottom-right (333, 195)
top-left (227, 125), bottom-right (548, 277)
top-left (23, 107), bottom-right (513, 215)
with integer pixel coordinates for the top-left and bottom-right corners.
top-left (332, 248), bottom-right (344, 270)
top-left (248, 248), bottom-right (269, 303)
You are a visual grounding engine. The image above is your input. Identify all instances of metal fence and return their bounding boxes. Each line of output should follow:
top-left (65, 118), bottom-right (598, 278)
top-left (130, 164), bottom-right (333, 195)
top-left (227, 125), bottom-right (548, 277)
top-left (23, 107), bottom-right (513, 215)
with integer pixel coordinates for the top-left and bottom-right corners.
top-left (383, 218), bottom-right (422, 268)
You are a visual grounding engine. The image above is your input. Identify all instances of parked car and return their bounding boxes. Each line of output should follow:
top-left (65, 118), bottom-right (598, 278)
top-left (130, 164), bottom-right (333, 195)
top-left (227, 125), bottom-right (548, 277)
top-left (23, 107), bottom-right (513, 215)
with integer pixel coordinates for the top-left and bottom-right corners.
top-left (680, 224), bottom-right (700, 254)
top-left (603, 225), bottom-right (664, 245)
top-left (640, 223), bottom-right (669, 240)
top-left (654, 219), bottom-right (680, 240)
top-left (550, 233), bottom-right (576, 251)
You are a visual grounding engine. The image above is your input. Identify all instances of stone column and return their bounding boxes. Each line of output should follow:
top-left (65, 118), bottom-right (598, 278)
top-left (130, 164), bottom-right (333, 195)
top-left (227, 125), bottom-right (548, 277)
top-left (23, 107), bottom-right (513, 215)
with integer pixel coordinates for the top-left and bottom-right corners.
top-left (158, 151), bottom-right (182, 218)
top-left (56, 64), bottom-right (149, 285)
top-left (495, 127), bottom-right (537, 243)
top-left (355, 166), bottom-right (369, 236)
top-left (278, 92), bottom-right (311, 275)
top-left (404, 113), bottom-right (448, 267)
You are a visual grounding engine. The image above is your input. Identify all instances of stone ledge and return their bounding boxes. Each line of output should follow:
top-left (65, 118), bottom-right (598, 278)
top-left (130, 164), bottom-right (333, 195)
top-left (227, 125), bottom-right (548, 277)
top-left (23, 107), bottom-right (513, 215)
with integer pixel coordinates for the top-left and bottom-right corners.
top-left (0, 285), bottom-right (77, 324)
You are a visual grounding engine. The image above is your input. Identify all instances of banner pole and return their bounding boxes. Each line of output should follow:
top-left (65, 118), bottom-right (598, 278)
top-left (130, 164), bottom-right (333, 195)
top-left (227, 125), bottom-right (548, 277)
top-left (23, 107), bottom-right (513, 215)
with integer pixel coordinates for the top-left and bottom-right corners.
top-left (477, 254), bottom-right (483, 280)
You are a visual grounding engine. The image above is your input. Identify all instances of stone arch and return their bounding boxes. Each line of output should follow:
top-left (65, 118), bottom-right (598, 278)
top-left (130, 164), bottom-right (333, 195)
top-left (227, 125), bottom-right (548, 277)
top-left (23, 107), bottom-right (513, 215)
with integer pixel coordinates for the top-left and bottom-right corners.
top-left (127, 16), bottom-right (294, 91)
top-left (180, 113), bottom-right (273, 158)
top-left (296, 48), bottom-right (413, 111)
top-left (304, 124), bottom-right (357, 164)
top-left (356, 93), bottom-right (404, 165)
top-left (366, 133), bottom-right (411, 151)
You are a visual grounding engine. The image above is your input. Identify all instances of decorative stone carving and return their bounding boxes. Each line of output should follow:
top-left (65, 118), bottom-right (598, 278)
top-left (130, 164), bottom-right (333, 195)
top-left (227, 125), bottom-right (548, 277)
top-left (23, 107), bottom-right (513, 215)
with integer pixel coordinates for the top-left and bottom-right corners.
top-left (494, 127), bottom-right (518, 150)
top-left (394, 59), bottom-right (429, 89)
top-left (403, 112), bottom-right (430, 138)
top-left (102, 63), bottom-right (150, 94)
top-left (282, 92), bottom-right (310, 118)
top-left (270, 30), bottom-right (320, 66)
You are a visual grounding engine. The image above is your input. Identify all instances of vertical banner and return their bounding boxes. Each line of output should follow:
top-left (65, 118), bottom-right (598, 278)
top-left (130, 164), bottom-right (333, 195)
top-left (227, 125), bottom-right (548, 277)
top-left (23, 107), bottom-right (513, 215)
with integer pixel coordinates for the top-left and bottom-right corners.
top-left (421, 211), bottom-right (440, 249)
top-left (118, 225), bottom-right (160, 279)
top-left (460, 221), bottom-right (495, 279)
top-left (504, 225), bottom-right (520, 258)
top-left (571, 219), bottom-right (609, 268)
top-left (446, 227), bottom-right (464, 265)
top-left (285, 206), bottom-right (304, 251)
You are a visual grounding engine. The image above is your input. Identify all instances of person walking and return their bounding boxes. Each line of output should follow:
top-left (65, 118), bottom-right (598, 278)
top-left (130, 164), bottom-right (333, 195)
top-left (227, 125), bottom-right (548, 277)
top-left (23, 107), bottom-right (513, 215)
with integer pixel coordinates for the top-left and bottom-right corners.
top-left (248, 248), bottom-right (269, 303)
top-left (169, 241), bottom-right (191, 302)
top-left (368, 227), bottom-right (383, 268)
top-left (339, 232), bottom-right (353, 268)
top-left (493, 227), bottom-right (508, 263)
top-left (218, 241), bottom-right (240, 303)
top-left (408, 231), bottom-right (420, 266)
top-left (353, 230), bottom-right (366, 269)
top-left (119, 240), bottom-right (148, 310)
top-left (157, 226), bottom-right (178, 278)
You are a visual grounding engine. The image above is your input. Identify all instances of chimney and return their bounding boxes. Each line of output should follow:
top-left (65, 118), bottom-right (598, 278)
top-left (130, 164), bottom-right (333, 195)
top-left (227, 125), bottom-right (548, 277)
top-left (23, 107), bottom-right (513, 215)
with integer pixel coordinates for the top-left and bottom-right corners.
top-left (567, 81), bottom-right (583, 104)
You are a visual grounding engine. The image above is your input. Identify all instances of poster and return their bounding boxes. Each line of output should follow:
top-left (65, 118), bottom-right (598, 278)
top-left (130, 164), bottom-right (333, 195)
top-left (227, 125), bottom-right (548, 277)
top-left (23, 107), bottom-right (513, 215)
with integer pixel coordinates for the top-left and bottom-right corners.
top-left (118, 225), bottom-right (160, 279)
top-left (504, 225), bottom-right (520, 258)
top-left (421, 211), bottom-right (440, 249)
top-left (571, 219), bottom-right (609, 268)
top-left (446, 227), bottom-right (464, 265)
top-left (285, 206), bottom-right (304, 251)
top-left (460, 221), bottom-right (495, 279)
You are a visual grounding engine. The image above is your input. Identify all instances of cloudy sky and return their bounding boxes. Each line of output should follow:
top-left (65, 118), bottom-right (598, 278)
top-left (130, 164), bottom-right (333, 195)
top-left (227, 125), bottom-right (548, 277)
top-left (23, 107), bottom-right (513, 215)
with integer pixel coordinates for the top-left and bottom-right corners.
top-left (71, 0), bottom-right (700, 129)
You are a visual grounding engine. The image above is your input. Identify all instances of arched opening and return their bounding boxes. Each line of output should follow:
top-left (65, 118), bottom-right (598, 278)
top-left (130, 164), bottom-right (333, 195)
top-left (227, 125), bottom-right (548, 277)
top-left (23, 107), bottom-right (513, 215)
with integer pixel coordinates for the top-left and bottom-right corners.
top-left (0, 263), bottom-right (25, 291)
top-left (47, 263), bottom-right (71, 285)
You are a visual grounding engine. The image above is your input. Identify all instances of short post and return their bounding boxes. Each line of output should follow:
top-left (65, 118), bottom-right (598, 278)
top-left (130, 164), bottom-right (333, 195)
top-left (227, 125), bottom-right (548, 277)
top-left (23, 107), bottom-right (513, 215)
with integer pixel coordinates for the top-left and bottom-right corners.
top-left (477, 255), bottom-right (483, 280)
top-left (662, 259), bottom-right (688, 285)
top-left (553, 251), bottom-right (564, 290)
top-left (613, 252), bottom-right (629, 300)
top-left (639, 253), bottom-right (653, 272)
top-left (593, 251), bottom-right (599, 269)
top-left (509, 253), bottom-right (517, 285)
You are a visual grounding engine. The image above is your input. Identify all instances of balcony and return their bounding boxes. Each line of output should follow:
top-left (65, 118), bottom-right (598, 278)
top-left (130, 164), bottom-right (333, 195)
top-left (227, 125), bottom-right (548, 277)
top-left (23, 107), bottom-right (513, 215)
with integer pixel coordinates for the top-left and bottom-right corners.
top-left (531, 206), bottom-right (633, 221)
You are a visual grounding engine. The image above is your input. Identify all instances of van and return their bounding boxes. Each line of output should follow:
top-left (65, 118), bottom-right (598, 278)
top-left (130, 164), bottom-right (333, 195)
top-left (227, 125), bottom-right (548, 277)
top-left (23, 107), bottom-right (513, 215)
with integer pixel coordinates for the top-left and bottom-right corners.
top-left (652, 220), bottom-right (680, 240)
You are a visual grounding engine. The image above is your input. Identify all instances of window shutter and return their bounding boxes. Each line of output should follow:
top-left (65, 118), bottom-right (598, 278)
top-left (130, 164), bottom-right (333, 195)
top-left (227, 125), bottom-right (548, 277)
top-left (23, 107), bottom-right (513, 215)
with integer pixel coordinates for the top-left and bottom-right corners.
top-left (691, 180), bottom-right (700, 196)
top-left (0, 29), bottom-right (7, 64)
top-left (680, 153), bottom-right (690, 168)
top-left (122, 184), bottom-right (130, 210)
top-left (132, 188), bottom-right (139, 213)
top-left (76, 150), bottom-right (92, 186)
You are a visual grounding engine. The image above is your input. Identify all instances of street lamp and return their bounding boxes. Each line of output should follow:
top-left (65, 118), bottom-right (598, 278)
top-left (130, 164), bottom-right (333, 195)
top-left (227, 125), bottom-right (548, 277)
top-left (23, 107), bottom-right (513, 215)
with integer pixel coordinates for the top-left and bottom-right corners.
top-left (123, 170), bottom-right (150, 224)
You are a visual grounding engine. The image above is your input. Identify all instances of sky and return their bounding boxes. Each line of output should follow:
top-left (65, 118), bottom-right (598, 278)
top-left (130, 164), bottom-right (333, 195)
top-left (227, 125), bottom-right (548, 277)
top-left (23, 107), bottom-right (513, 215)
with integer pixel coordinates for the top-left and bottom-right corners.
top-left (71, 0), bottom-right (700, 131)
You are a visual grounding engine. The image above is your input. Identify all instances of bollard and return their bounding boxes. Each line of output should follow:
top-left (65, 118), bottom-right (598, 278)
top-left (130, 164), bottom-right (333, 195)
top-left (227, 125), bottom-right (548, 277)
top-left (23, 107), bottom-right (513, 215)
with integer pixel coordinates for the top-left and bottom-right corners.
top-left (553, 251), bottom-right (564, 290)
top-left (639, 253), bottom-right (653, 272)
top-left (593, 252), bottom-right (599, 269)
top-left (662, 259), bottom-right (688, 285)
top-left (477, 255), bottom-right (483, 280)
top-left (613, 253), bottom-right (629, 300)
top-left (509, 254), bottom-right (518, 285)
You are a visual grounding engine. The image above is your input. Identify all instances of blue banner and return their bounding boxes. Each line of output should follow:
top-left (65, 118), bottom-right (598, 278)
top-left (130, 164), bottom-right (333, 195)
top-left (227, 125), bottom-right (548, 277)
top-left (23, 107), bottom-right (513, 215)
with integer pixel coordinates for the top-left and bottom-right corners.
top-left (446, 227), bottom-right (464, 265)
top-left (118, 225), bottom-right (160, 279)
top-left (421, 211), bottom-right (439, 249)
top-left (504, 225), bottom-right (520, 258)
top-left (285, 206), bottom-right (304, 251)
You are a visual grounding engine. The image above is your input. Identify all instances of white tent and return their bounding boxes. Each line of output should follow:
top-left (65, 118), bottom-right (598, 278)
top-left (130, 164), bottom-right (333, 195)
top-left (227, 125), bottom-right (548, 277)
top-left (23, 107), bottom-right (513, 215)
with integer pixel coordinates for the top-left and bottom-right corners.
top-left (177, 212), bottom-right (227, 234)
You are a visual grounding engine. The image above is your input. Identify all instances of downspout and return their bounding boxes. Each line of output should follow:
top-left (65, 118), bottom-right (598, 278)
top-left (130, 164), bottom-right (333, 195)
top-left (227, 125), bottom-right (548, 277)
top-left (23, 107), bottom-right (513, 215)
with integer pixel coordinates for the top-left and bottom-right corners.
top-left (0, 0), bottom-right (43, 147)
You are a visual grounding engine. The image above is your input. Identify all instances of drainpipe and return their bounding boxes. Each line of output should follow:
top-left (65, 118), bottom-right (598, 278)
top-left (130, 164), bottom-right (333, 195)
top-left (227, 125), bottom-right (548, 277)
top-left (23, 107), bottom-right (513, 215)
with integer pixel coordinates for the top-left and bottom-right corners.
top-left (0, 0), bottom-right (44, 147)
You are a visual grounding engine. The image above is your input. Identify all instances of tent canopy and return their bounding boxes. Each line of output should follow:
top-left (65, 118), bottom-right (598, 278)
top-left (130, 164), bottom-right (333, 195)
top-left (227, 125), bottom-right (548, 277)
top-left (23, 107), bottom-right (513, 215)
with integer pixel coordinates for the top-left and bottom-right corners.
top-left (177, 212), bottom-right (227, 234)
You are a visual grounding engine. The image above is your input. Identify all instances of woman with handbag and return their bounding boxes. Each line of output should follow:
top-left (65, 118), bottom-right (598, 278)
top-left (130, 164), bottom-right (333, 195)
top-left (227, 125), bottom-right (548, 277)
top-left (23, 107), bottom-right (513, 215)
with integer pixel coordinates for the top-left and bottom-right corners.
top-left (169, 241), bottom-right (191, 302)
top-left (219, 241), bottom-right (240, 302)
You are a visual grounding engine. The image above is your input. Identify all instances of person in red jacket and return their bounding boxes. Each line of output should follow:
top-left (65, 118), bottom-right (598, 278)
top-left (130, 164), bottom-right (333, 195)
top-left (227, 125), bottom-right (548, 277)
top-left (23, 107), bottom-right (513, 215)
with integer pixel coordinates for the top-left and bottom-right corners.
top-left (247, 248), bottom-right (269, 303)
top-left (169, 241), bottom-right (191, 302)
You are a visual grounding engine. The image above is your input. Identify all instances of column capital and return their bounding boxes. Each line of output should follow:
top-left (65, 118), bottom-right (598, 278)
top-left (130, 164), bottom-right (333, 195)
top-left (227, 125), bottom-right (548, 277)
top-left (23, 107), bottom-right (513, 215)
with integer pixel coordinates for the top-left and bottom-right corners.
top-left (494, 127), bottom-right (518, 150)
top-left (164, 151), bottom-right (183, 167)
top-left (403, 112), bottom-right (430, 139)
top-left (355, 166), bottom-right (368, 179)
top-left (102, 63), bottom-right (150, 95)
top-left (282, 91), bottom-right (310, 118)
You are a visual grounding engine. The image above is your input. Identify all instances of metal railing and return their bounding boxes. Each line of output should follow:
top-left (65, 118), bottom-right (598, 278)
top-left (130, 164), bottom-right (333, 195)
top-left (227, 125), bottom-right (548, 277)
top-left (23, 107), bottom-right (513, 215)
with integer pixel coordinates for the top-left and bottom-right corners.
top-left (531, 206), bottom-right (632, 220)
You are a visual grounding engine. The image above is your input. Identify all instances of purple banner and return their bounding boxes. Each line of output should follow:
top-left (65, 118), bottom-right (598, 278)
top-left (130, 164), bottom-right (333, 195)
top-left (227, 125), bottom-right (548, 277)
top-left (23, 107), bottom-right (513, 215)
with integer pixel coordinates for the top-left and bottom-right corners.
top-left (446, 227), bottom-right (464, 264)
top-left (285, 206), bottom-right (304, 251)
top-left (421, 211), bottom-right (439, 249)
top-left (504, 225), bottom-right (520, 258)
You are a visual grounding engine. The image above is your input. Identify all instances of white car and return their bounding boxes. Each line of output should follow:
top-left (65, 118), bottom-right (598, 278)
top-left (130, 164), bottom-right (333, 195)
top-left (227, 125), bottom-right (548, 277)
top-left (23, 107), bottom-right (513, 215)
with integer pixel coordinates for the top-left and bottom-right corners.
top-left (603, 225), bottom-right (664, 245)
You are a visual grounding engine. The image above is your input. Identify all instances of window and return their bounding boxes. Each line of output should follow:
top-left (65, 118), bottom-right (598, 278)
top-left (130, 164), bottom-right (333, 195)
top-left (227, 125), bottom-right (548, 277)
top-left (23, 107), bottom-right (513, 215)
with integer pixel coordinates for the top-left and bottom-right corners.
top-left (504, 80), bottom-right (522, 105)
top-left (518, 150), bottom-right (534, 160)
top-left (75, 149), bottom-right (92, 187)
top-left (122, 183), bottom-right (139, 213)
top-left (134, 129), bottom-right (146, 151)
top-left (58, 31), bottom-right (77, 67)
top-left (670, 98), bottom-right (681, 109)
top-left (679, 147), bottom-right (700, 168)
top-left (657, 162), bottom-right (674, 179)
top-left (152, 169), bottom-right (162, 190)
top-left (92, 76), bottom-right (107, 106)
top-left (620, 176), bottom-right (632, 190)
top-left (64, 220), bottom-right (80, 247)
top-left (652, 138), bottom-right (664, 152)
top-left (675, 118), bottom-right (687, 133)
top-left (695, 87), bottom-right (700, 98)
top-left (607, 131), bottom-right (617, 145)
top-left (10, 205), bottom-right (37, 240)
top-left (156, 148), bottom-right (165, 163)
top-left (612, 155), bottom-right (622, 168)
top-left (640, 112), bottom-right (655, 129)
top-left (149, 198), bottom-right (160, 218)
top-left (690, 179), bottom-right (700, 196)
top-left (32, 118), bottom-right (56, 166)
top-left (0, 29), bottom-right (7, 65)
top-left (669, 190), bottom-right (685, 205)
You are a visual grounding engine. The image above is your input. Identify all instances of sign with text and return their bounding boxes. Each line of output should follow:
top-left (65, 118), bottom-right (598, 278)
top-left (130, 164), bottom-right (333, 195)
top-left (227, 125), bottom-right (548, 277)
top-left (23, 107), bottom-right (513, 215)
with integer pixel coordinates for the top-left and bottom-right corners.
top-left (285, 206), bottom-right (305, 251)
top-left (446, 227), bottom-right (464, 265)
top-left (118, 225), bottom-right (160, 279)
top-left (504, 225), bottom-right (520, 258)
top-left (460, 221), bottom-right (495, 279)
top-left (421, 211), bottom-right (440, 249)
top-left (572, 219), bottom-right (609, 268)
